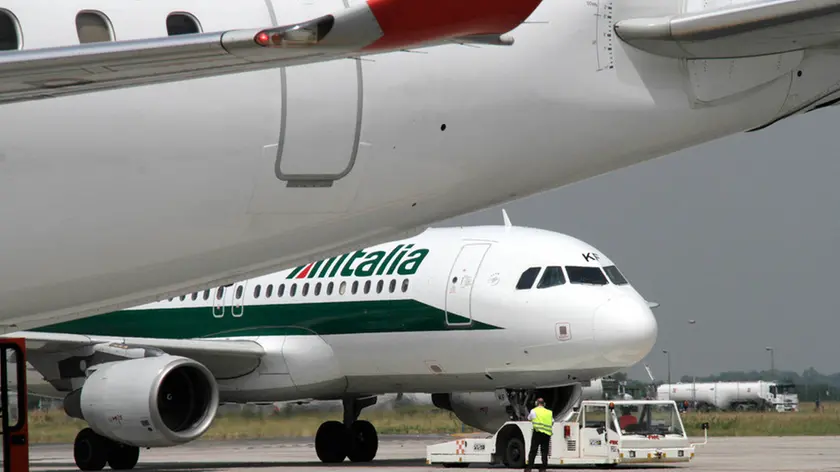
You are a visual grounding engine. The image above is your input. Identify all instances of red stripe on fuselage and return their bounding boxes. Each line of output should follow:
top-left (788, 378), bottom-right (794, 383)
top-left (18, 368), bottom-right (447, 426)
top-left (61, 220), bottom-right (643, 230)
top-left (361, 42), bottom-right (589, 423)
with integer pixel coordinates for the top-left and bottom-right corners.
top-left (297, 263), bottom-right (314, 279)
top-left (363, 0), bottom-right (544, 50)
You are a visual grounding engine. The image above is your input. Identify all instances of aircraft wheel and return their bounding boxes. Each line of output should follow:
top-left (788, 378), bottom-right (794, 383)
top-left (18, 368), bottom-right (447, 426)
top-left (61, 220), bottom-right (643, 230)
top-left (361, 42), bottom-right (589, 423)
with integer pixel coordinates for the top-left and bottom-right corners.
top-left (347, 420), bottom-right (378, 462)
top-left (107, 443), bottom-right (140, 470)
top-left (73, 428), bottom-right (110, 471)
top-left (503, 436), bottom-right (526, 468)
top-left (315, 420), bottom-right (348, 463)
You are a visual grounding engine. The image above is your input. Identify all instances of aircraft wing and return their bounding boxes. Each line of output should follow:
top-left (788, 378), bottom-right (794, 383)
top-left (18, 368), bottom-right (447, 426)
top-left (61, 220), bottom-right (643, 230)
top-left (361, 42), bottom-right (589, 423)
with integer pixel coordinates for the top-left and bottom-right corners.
top-left (0, 0), bottom-right (541, 105)
top-left (7, 331), bottom-right (265, 382)
top-left (614, 0), bottom-right (840, 59)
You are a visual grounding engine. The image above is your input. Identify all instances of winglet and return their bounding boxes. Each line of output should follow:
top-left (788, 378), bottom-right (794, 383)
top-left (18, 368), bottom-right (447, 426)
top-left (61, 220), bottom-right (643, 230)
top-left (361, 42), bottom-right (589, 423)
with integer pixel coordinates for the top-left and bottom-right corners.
top-left (502, 209), bottom-right (512, 229)
top-left (647, 301), bottom-right (660, 309)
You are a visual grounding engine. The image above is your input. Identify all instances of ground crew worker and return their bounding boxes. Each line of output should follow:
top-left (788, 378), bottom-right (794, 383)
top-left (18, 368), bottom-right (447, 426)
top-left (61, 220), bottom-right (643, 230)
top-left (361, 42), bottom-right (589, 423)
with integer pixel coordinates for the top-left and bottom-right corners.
top-left (525, 398), bottom-right (552, 472)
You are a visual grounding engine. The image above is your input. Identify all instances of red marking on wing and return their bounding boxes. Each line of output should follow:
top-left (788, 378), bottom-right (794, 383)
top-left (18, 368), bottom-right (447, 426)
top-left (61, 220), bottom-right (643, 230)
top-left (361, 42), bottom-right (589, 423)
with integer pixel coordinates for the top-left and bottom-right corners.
top-left (363, 0), bottom-right (544, 50)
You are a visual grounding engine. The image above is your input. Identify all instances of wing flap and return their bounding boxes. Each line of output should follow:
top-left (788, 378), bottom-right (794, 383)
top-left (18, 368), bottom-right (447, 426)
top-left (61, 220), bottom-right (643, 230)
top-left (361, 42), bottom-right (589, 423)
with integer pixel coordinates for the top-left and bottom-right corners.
top-left (614, 0), bottom-right (840, 59)
top-left (0, 0), bottom-right (543, 104)
top-left (10, 331), bottom-right (265, 357)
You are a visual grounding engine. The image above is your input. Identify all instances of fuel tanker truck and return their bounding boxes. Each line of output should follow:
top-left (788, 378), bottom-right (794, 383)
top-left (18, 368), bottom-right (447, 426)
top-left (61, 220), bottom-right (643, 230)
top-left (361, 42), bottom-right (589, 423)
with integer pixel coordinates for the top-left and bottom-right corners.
top-left (656, 381), bottom-right (798, 412)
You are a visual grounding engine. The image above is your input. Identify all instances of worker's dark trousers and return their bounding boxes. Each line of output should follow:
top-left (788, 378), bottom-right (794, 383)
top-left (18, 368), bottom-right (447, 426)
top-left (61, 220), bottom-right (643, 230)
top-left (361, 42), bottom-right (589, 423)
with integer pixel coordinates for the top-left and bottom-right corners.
top-left (526, 430), bottom-right (550, 470)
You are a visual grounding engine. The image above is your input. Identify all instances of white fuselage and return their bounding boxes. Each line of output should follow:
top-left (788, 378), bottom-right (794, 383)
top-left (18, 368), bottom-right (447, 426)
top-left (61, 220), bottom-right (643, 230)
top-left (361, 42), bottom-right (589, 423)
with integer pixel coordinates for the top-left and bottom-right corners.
top-left (22, 225), bottom-right (658, 403)
top-left (2, 0), bottom-right (837, 332)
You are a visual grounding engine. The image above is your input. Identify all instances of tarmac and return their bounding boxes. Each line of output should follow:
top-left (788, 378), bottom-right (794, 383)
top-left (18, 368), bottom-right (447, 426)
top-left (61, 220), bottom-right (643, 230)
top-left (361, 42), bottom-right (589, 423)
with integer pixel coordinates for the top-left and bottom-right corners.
top-left (26, 435), bottom-right (840, 471)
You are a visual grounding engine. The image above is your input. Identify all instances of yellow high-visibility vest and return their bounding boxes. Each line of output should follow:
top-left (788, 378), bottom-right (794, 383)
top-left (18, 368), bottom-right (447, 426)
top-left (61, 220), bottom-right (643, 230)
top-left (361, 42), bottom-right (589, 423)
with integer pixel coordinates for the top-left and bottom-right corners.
top-left (531, 406), bottom-right (554, 436)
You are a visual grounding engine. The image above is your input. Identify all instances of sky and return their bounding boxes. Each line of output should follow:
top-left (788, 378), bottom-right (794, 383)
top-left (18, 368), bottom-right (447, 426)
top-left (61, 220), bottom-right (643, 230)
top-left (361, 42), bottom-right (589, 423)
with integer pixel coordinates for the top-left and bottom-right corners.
top-left (441, 106), bottom-right (840, 382)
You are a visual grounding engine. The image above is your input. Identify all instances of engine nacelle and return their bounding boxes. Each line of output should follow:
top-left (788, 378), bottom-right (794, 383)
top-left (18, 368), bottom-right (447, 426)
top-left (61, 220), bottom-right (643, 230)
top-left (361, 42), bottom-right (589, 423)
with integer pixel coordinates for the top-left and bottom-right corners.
top-left (432, 384), bottom-right (583, 433)
top-left (64, 355), bottom-right (219, 447)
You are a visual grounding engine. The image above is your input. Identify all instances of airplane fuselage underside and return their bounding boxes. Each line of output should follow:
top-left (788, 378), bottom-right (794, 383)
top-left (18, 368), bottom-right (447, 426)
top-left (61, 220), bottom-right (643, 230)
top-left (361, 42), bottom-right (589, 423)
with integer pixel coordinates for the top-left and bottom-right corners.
top-left (2, 0), bottom-right (840, 330)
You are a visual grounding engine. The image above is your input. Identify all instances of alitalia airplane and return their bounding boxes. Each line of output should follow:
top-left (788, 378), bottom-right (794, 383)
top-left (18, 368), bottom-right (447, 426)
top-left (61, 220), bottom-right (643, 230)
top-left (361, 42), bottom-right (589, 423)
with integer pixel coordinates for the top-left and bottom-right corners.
top-left (0, 0), bottom-right (838, 335)
top-left (10, 217), bottom-right (657, 470)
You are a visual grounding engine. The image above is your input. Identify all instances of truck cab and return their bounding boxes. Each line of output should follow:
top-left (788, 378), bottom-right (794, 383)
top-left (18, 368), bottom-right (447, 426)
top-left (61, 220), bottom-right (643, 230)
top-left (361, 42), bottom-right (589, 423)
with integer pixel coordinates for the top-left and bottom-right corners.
top-left (768, 382), bottom-right (799, 412)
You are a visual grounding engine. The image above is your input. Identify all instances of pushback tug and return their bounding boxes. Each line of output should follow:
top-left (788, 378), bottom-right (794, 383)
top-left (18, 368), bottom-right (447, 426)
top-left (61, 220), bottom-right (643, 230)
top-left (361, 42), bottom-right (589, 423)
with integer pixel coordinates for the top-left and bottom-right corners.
top-left (426, 400), bottom-right (709, 468)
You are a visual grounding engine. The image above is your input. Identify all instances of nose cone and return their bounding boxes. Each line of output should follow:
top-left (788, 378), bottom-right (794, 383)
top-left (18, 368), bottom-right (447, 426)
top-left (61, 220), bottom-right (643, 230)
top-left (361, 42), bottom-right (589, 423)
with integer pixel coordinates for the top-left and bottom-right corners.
top-left (594, 296), bottom-right (658, 365)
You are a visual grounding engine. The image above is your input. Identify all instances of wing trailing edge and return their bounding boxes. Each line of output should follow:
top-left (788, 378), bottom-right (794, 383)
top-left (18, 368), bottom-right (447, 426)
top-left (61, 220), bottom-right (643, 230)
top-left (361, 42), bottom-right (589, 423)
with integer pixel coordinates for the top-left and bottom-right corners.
top-left (614, 0), bottom-right (840, 59)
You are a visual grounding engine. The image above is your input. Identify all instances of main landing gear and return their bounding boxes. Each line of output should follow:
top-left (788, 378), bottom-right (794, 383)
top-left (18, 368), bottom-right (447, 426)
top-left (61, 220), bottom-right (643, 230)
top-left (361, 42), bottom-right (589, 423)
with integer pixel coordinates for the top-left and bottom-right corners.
top-left (73, 427), bottom-right (140, 471)
top-left (314, 396), bottom-right (379, 463)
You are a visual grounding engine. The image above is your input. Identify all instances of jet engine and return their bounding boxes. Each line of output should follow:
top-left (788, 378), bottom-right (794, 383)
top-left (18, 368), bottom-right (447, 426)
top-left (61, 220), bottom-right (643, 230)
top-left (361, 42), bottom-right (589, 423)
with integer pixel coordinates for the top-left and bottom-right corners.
top-left (432, 384), bottom-right (582, 433)
top-left (63, 355), bottom-right (219, 447)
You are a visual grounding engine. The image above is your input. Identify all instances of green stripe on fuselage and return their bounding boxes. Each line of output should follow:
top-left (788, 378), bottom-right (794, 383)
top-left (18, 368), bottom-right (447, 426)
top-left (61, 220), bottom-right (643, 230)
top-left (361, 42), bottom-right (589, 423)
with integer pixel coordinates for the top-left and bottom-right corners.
top-left (32, 300), bottom-right (502, 339)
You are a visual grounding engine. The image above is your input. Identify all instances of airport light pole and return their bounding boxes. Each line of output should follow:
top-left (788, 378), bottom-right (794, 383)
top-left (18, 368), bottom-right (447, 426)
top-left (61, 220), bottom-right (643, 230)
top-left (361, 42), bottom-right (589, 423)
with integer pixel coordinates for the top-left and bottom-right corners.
top-left (689, 320), bottom-right (697, 407)
top-left (766, 346), bottom-right (775, 379)
top-left (662, 349), bottom-right (671, 399)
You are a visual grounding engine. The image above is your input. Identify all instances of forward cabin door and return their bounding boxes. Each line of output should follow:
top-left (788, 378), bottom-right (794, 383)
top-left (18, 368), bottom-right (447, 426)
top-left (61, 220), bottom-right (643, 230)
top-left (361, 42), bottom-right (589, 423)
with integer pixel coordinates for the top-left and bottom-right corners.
top-left (445, 243), bottom-right (491, 326)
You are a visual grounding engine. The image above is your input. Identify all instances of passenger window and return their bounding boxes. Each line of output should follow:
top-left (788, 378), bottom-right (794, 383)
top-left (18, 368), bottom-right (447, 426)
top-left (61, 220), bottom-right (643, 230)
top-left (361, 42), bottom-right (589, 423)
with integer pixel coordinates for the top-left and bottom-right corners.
top-left (327, 282), bottom-right (334, 295)
top-left (537, 266), bottom-right (565, 288)
top-left (302, 283), bottom-right (309, 296)
top-left (516, 267), bottom-right (541, 290)
top-left (166, 12), bottom-right (201, 35)
top-left (340, 281), bottom-right (347, 295)
top-left (389, 279), bottom-right (396, 293)
top-left (364, 280), bottom-right (371, 294)
top-left (290, 284), bottom-right (297, 297)
top-left (351, 281), bottom-right (359, 295)
top-left (566, 266), bottom-right (608, 285)
top-left (376, 280), bottom-right (383, 294)
top-left (191, 292), bottom-right (198, 301)
top-left (76, 11), bottom-right (114, 44)
top-left (266, 284), bottom-right (274, 297)
top-left (179, 294), bottom-right (186, 301)
top-left (235, 285), bottom-right (244, 299)
top-left (278, 284), bottom-right (285, 297)
top-left (603, 265), bottom-right (628, 285)
top-left (203, 289), bottom-right (210, 301)
top-left (216, 287), bottom-right (224, 300)
top-left (253, 285), bottom-right (261, 298)
top-left (0, 10), bottom-right (22, 50)
top-left (402, 279), bottom-right (409, 292)
top-left (315, 282), bottom-right (322, 296)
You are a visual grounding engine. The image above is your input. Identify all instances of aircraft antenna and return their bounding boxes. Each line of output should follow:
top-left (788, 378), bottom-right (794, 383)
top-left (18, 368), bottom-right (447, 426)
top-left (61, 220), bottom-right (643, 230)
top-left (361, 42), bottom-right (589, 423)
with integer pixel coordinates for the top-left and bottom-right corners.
top-left (502, 209), bottom-right (512, 228)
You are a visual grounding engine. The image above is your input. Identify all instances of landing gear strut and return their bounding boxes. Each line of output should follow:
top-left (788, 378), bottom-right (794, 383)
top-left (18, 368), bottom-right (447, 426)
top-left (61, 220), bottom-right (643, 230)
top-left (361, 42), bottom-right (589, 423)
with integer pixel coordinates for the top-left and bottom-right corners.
top-left (314, 396), bottom-right (379, 463)
top-left (497, 389), bottom-right (537, 421)
top-left (73, 428), bottom-right (140, 471)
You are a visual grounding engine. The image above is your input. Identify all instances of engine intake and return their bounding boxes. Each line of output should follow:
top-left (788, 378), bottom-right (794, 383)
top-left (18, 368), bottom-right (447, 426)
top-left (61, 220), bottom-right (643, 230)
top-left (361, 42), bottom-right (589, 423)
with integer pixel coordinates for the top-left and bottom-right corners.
top-left (64, 355), bottom-right (218, 447)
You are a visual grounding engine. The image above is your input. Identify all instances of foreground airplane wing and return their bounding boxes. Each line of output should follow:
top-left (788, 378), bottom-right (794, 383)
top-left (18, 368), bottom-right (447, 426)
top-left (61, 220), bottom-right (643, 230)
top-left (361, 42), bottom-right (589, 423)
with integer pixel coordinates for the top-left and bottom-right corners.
top-left (0, 0), bottom-right (541, 104)
top-left (10, 331), bottom-right (265, 382)
top-left (614, 0), bottom-right (840, 59)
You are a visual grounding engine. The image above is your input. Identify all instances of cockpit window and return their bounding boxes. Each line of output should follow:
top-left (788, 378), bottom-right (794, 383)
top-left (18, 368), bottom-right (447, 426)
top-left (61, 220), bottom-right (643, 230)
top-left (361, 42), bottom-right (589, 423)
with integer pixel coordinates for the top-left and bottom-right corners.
top-left (537, 266), bottom-right (565, 288)
top-left (603, 265), bottom-right (628, 285)
top-left (566, 266), bottom-right (608, 285)
top-left (516, 267), bottom-right (541, 290)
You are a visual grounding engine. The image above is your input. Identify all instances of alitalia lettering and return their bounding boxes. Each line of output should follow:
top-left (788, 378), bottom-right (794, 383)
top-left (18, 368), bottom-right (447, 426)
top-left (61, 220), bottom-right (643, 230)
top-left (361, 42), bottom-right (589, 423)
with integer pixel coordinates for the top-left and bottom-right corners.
top-left (341, 251), bottom-right (366, 277)
top-left (386, 244), bottom-right (412, 276)
top-left (288, 244), bottom-right (429, 279)
top-left (376, 244), bottom-right (403, 276)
